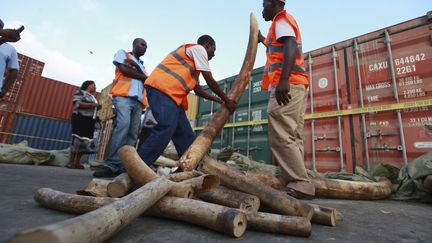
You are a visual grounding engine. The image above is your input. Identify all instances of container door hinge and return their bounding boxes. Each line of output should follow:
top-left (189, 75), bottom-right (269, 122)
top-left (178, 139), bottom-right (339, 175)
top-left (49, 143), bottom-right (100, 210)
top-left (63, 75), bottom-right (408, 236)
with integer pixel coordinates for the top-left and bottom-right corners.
top-left (316, 146), bottom-right (341, 152)
top-left (314, 134), bottom-right (337, 141)
top-left (370, 144), bottom-right (403, 151)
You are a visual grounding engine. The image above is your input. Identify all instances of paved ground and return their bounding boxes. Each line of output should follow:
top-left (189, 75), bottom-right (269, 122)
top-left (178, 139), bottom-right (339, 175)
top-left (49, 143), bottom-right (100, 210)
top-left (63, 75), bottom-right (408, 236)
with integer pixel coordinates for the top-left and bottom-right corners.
top-left (0, 163), bottom-right (431, 243)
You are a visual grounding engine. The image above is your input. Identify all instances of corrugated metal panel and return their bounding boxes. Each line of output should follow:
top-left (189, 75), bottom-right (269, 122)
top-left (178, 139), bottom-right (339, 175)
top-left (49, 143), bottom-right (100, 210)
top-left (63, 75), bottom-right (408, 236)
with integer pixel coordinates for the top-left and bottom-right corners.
top-left (2, 54), bottom-right (45, 104)
top-left (9, 114), bottom-right (71, 150)
top-left (98, 84), bottom-right (114, 121)
top-left (17, 53), bottom-right (45, 80)
top-left (15, 75), bottom-right (79, 121)
top-left (186, 93), bottom-right (198, 121)
top-left (345, 14), bottom-right (432, 170)
top-left (0, 110), bottom-right (16, 144)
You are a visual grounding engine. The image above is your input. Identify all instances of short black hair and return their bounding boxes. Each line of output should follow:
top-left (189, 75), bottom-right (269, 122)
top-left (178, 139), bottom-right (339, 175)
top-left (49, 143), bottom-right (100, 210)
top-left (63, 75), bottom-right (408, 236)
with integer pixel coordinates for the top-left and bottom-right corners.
top-left (133, 38), bottom-right (146, 46)
top-left (197, 35), bottom-right (215, 46)
top-left (0, 19), bottom-right (4, 29)
top-left (81, 80), bottom-right (95, 90)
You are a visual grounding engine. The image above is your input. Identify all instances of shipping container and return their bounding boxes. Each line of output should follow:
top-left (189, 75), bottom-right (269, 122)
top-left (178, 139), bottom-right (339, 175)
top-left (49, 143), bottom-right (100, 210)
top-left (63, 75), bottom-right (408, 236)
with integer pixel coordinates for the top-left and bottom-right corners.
top-left (9, 114), bottom-right (71, 150)
top-left (17, 53), bottom-right (45, 81)
top-left (1, 54), bottom-right (45, 109)
top-left (15, 75), bottom-right (79, 121)
top-left (186, 93), bottom-right (198, 121)
top-left (195, 12), bottom-right (432, 172)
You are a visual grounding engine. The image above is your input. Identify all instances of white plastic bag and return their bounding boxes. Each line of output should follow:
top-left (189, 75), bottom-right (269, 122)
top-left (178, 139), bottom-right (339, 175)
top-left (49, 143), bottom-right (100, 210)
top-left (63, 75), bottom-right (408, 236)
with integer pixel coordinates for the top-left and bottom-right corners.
top-left (142, 107), bottom-right (158, 128)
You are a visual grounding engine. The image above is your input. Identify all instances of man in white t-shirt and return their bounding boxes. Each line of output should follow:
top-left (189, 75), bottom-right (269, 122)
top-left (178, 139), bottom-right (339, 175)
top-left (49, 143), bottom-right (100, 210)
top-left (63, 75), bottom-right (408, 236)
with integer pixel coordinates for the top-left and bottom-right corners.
top-left (259, 0), bottom-right (314, 199)
top-left (139, 35), bottom-right (236, 166)
top-left (0, 19), bottom-right (21, 98)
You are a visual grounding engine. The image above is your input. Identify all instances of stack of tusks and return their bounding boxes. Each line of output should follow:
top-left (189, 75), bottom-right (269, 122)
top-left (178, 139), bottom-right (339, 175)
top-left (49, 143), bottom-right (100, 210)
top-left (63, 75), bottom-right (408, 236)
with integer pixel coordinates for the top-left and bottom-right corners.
top-left (9, 13), bottom-right (353, 243)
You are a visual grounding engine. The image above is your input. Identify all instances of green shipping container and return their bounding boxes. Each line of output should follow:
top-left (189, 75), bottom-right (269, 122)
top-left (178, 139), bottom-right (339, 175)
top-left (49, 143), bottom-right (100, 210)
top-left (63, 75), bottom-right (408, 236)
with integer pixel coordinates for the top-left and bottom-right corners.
top-left (196, 67), bottom-right (272, 164)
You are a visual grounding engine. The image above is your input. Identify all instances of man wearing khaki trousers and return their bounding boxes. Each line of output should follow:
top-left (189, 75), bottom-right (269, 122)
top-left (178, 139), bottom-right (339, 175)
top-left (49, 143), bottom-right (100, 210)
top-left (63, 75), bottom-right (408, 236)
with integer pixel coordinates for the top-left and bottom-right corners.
top-left (259, 0), bottom-right (314, 199)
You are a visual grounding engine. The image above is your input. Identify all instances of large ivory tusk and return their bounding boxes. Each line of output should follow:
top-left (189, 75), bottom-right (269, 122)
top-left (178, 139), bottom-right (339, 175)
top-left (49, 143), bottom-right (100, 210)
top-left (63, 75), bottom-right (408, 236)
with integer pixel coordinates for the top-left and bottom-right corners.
top-left (107, 173), bottom-right (133, 198)
top-left (247, 211), bottom-right (311, 237)
top-left (198, 186), bottom-right (260, 212)
top-left (118, 145), bottom-right (193, 198)
top-left (201, 157), bottom-right (314, 220)
top-left (30, 188), bottom-right (247, 238)
top-left (10, 177), bottom-right (172, 243)
top-left (312, 178), bottom-right (392, 200)
top-left (179, 13), bottom-right (259, 171)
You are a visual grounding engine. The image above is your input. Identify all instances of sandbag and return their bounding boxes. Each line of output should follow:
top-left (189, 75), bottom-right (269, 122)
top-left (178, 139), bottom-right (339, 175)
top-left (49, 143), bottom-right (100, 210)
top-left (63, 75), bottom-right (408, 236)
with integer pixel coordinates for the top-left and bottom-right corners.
top-left (0, 142), bottom-right (53, 165)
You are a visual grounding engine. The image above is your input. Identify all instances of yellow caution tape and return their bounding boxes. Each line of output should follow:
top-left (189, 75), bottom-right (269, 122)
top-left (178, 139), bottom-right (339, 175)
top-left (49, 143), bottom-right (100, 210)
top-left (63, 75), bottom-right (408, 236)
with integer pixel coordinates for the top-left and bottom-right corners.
top-left (193, 98), bottom-right (432, 131)
top-left (0, 132), bottom-right (71, 144)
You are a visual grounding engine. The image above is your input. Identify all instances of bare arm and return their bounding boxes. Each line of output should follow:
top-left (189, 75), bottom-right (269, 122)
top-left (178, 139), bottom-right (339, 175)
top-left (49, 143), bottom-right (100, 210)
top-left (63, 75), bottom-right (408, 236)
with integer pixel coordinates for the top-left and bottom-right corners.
top-left (275, 36), bottom-right (297, 106)
top-left (0, 28), bottom-right (21, 42)
top-left (258, 30), bottom-right (266, 45)
top-left (201, 71), bottom-right (236, 113)
top-left (193, 85), bottom-right (223, 104)
top-left (78, 102), bottom-right (100, 109)
top-left (114, 62), bottom-right (148, 82)
top-left (0, 69), bottom-right (18, 98)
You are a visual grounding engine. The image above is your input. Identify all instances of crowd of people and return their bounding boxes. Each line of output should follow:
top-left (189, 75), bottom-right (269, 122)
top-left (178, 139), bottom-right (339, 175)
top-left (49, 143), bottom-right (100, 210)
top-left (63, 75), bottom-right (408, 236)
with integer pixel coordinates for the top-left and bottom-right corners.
top-left (1, 0), bottom-right (315, 199)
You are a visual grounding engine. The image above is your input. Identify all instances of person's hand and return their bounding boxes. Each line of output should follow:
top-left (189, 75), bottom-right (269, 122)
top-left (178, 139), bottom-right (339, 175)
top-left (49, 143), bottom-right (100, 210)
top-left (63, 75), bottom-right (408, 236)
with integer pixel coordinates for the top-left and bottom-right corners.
top-left (258, 30), bottom-right (265, 44)
top-left (224, 98), bottom-right (237, 114)
top-left (214, 96), bottom-right (223, 104)
top-left (124, 59), bottom-right (140, 70)
top-left (0, 29), bottom-right (21, 42)
top-left (275, 82), bottom-right (291, 106)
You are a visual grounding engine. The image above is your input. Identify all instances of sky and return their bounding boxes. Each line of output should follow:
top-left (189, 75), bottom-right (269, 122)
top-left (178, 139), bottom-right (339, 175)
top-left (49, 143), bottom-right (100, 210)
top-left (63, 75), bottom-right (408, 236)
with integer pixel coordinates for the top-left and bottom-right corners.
top-left (1, 0), bottom-right (431, 91)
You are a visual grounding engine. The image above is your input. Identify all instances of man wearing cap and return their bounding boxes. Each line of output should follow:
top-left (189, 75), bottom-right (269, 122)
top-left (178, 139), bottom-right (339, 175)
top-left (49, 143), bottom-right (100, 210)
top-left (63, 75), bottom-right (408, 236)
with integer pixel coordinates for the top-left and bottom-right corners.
top-left (0, 19), bottom-right (21, 99)
top-left (259, 0), bottom-right (315, 199)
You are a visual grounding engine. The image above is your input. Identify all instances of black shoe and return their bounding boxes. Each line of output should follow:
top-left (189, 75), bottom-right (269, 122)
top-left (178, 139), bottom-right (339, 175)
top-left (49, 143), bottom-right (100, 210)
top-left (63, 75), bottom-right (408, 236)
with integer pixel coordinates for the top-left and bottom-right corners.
top-left (93, 167), bottom-right (121, 178)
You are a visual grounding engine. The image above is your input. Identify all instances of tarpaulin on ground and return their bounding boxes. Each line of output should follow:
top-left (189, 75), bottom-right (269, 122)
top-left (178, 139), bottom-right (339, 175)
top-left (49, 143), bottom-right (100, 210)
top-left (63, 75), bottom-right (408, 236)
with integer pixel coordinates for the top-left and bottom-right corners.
top-left (392, 151), bottom-right (432, 203)
top-left (0, 141), bottom-right (69, 167)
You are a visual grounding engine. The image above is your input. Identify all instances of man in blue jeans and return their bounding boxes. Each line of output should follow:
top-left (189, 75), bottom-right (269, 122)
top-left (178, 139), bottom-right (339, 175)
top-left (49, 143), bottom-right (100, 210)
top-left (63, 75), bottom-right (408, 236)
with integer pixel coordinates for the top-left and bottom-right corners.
top-left (139, 35), bottom-right (236, 166)
top-left (94, 38), bottom-right (148, 177)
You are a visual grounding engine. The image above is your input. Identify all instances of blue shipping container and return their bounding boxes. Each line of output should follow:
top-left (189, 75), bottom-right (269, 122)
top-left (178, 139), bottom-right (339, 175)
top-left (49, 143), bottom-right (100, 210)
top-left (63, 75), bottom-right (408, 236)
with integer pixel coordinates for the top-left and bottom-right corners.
top-left (10, 114), bottom-right (71, 150)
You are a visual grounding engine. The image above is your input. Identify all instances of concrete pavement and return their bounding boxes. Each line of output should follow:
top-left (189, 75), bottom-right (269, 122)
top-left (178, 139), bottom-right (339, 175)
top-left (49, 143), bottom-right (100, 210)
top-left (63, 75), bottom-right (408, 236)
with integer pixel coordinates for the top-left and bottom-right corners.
top-left (0, 163), bottom-right (431, 243)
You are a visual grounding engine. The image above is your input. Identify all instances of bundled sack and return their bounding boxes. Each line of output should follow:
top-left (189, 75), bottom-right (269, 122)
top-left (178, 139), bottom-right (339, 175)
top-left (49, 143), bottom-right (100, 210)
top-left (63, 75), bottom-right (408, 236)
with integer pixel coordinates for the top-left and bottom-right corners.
top-left (392, 151), bottom-right (432, 203)
top-left (0, 141), bottom-right (53, 165)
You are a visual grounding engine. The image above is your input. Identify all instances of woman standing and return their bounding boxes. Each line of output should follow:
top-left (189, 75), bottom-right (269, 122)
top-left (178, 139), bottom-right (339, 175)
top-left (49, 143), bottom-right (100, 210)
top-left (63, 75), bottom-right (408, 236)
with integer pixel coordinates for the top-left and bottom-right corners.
top-left (68, 80), bottom-right (101, 169)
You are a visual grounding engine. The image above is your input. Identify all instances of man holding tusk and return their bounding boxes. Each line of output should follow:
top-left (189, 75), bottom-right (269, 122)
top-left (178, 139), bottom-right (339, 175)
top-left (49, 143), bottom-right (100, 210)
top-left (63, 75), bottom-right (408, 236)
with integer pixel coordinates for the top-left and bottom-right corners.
top-left (138, 35), bottom-right (237, 167)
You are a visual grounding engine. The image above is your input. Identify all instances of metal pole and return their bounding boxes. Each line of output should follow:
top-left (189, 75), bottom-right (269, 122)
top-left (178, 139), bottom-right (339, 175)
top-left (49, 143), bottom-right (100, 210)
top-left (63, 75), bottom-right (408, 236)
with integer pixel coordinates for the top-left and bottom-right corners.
top-left (231, 111), bottom-right (236, 148)
top-left (354, 40), bottom-right (370, 171)
top-left (308, 54), bottom-right (317, 171)
top-left (384, 30), bottom-right (408, 165)
top-left (220, 80), bottom-right (227, 148)
top-left (332, 47), bottom-right (345, 172)
top-left (246, 79), bottom-right (252, 157)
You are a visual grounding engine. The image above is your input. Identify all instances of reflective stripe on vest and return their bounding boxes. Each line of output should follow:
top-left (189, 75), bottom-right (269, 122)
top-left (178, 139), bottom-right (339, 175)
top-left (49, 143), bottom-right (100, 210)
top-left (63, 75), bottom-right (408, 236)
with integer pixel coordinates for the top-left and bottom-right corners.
top-left (144, 44), bottom-right (200, 110)
top-left (156, 63), bottom-right (191, 93)
top-left (262, 10), bottom-right (308, 90)
top-left (264, 62), bottom-right (305, 74)
top-left (111, 50), bottom-right (147, 107)
top-left (265, 36), bottom-right (305, 73)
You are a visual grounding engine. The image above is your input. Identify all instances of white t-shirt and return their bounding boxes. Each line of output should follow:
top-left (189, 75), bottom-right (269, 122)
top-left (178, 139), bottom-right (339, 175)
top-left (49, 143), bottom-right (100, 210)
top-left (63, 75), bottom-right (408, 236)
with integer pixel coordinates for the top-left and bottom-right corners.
top-left (185, 45), bottom-right (211, 72)
top-left (275, 18), bottom-right (295, 41)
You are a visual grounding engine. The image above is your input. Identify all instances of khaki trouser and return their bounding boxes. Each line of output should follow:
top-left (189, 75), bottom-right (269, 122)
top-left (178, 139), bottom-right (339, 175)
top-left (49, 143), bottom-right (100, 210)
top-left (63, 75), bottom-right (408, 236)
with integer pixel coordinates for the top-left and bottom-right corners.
top-left (267, 84), bottom-right (315, 196)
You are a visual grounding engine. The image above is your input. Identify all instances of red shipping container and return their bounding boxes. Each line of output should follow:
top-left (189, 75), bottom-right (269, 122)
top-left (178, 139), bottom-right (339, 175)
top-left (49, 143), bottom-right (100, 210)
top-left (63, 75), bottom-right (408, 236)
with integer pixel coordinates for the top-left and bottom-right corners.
top-left (15, 75), bottom-right (79, 121)
top-left (17, 53), bottom-right (45, 80)
top-left (304, 13), bottom-right (432, 172)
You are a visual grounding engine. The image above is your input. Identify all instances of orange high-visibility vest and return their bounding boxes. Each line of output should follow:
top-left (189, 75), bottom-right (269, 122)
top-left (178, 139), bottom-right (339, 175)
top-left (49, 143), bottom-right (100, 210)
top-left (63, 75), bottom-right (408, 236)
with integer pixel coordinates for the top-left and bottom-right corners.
top-left (111, 50), bottom-right (147, 107)
top-left (145, 44), bottom-right (200, 110)
top-left (262, 10), bottom-right (308, 91)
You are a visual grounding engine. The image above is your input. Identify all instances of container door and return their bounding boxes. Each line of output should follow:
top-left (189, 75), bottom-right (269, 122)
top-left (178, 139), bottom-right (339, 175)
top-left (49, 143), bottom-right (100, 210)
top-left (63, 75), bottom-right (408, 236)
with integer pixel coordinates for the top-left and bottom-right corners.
top-left (305, 48), bottom-right (354, 172)
top-left (350, 23), bottom-right (432, 169)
